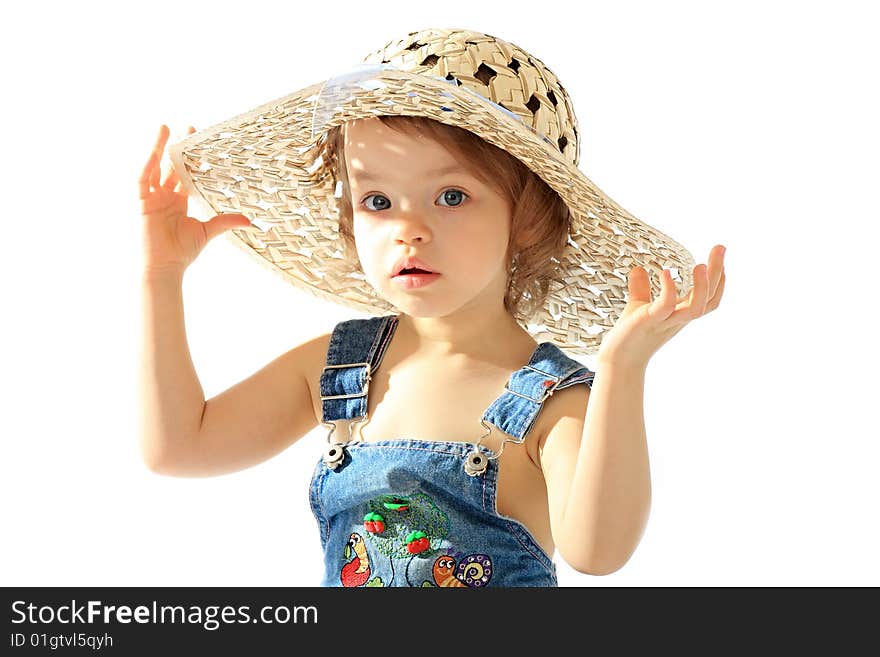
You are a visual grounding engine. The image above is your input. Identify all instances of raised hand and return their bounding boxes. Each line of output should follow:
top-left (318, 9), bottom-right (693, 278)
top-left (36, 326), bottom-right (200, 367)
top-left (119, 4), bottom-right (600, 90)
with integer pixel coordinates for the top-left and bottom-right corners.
top-left (596, 245), bottom-right (727, 369)
top-left (138, 124), bottom-right (251, 275)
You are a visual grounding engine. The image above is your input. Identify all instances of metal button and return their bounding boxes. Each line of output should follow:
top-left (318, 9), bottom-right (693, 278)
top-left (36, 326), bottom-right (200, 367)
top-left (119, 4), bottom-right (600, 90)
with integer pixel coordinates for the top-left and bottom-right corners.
top-left (464, 449), bottom-right (488, 476)
top-left (323, 443), bottom-right (346, 469)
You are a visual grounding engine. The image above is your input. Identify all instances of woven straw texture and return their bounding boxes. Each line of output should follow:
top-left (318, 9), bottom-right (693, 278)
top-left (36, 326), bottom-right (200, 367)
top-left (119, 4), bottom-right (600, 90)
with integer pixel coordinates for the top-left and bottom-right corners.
top-left (168, 27), bottom-right (696, 355)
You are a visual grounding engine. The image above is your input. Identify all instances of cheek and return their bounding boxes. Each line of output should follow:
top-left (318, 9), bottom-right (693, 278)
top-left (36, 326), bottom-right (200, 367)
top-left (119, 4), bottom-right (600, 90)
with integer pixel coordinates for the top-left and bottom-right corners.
top-left (352, 219), bottom-right (392, 290)
top-left (458, 222), bottom-right (509, 272)
top-left (352, 220), bottom-right (380, 265)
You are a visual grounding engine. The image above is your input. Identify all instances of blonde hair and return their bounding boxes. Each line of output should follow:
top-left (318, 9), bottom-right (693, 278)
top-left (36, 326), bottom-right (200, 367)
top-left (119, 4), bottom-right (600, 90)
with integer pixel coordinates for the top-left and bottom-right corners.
top-left (324, 116), bottom-right (570, 323)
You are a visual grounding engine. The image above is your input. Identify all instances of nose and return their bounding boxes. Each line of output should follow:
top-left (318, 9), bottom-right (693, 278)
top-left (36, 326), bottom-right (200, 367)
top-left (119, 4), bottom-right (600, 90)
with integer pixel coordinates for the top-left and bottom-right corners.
top-left (392, 208), bottom-right (432, 245)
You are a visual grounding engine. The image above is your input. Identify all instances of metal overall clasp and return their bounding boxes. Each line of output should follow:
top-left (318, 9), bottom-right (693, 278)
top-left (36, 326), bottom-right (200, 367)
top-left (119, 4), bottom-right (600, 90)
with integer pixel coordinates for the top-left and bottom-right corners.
top-left (463, 367), bottom-right (561, 476)
top-left (464, 419), bottom-right (494, 477)
top-left (319, 361), bottom-right (373, 469)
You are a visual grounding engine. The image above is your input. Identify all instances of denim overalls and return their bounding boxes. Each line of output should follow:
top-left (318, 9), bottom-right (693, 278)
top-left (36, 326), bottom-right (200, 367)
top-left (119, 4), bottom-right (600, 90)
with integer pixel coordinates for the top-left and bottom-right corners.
top-left (308, 314), bottom-right (595, 587)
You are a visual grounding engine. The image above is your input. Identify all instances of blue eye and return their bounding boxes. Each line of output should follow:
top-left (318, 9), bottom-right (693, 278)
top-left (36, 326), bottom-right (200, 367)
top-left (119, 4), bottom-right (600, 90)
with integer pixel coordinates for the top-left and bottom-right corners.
top-left (438, 189), bottom-right (467, 207)
top-left (361, 188), bottom-right (469, 211)
top-left (362, 194), bottom-right (391, 211)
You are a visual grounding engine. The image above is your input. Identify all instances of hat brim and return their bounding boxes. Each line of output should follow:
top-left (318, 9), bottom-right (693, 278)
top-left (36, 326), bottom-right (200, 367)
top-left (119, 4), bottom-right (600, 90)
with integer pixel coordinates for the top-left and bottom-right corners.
top-left (168, 65), bottom-right (695, 355)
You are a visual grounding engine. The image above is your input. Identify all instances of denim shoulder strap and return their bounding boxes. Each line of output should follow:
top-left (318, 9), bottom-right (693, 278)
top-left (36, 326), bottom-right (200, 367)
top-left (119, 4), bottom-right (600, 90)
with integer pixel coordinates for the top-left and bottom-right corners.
top-left (482, 342), bottom-right (595, 445)
top-left (320, 314), bottom-right (399, 425)
top-left (319, 315), bottom-right (594, 447)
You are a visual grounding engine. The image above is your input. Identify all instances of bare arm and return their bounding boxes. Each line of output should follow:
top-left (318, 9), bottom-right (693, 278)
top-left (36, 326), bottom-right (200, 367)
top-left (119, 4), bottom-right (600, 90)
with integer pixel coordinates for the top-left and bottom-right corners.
top-left (539, 362), bottom-right (652, 575)
top-left (564, 362), bottom-right (651, 574)
top-left (137, 267), bottom-right (322, 477)
top-left (138, 267), bottom-right (204, 470)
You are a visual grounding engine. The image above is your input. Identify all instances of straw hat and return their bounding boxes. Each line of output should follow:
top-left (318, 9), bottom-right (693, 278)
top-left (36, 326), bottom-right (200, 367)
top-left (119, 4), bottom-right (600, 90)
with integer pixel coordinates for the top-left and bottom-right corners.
top-left (168, 27), bottom-right (696, 355)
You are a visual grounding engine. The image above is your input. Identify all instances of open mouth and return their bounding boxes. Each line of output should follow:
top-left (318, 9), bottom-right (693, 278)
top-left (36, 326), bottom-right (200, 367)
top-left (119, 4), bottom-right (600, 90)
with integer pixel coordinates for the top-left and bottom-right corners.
top-left (396, 267), bottom-right (434, 275)
top-left (391, 268), bottom-right (441, 290)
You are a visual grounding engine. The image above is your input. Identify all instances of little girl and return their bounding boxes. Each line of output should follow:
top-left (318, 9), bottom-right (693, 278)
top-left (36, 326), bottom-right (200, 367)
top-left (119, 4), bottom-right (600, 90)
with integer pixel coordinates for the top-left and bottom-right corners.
top-left (139, 28), bottom-right (726, 587)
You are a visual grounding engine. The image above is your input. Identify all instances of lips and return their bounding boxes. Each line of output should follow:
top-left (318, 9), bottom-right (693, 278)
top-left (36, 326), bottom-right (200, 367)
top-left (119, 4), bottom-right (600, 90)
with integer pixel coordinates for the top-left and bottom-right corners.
top-left (390, 255), bottom-right (439, 278)
top-left (391, 271), bottom-right (441, 290)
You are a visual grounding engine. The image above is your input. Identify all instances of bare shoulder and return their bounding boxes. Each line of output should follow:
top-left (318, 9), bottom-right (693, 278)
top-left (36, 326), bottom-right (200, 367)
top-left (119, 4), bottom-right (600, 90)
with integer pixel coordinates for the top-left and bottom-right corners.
top-left (293, 328), bottom-right (333, 368)
top-left (290, 328), bottom-right (334, 425)
top-left (533, 380), bottom-right (592, 468)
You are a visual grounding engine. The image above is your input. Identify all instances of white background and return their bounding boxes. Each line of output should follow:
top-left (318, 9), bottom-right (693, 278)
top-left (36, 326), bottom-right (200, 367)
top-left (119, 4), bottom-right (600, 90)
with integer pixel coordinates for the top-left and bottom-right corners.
top-left (3, 0), bottom-right (877, 586)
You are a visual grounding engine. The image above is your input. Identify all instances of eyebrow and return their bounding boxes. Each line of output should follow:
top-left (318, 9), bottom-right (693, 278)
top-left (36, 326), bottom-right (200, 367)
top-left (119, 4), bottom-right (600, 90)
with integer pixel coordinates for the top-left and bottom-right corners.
top-left (352, 164), bottom-right (472, 183)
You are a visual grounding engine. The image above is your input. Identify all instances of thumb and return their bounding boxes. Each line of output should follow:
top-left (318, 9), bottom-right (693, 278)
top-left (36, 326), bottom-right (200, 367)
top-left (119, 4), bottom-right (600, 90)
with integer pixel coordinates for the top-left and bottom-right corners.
top-left (203, 214), bottom-right (253, 242)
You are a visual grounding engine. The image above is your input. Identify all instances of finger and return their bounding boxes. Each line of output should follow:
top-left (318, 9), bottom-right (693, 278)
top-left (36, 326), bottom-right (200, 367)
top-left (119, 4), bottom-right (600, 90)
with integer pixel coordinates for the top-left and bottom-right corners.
top-left (673, 274), bottom-right (693, 307)
top-left (138, 150), bottom-right (157, 199)
top-left (139, 124), bottom-right (168, 198)
top-left (627, 266), bottom-right (652, 303)
top-left (708, 245), bottom-right (726, 298)
top-left (664, 268), bottom-right (682, 309)
top-left (163, 126), bottom-right (196, 192)
top-left (151, 124), bottom-right (169, 191)
top-left (706, 267), bottom-right (725, 312)
top-left (651, 268), bottom-right (679, 320)
top-left (163, 163), bottom-right (179, 192)
top-left (692, 265), bottom-right (709, 316)
top-left (203, 213), bottom-right (250, 242)
top-left (668, 264), bottom-right (708, 323)
top-left (673, 248), bottom-right (722, 310)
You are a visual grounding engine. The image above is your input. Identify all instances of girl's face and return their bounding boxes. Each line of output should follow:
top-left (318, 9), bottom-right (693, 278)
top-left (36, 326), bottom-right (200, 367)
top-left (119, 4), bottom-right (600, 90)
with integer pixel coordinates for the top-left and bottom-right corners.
top-left (344, 118), bottom-right (513, 318)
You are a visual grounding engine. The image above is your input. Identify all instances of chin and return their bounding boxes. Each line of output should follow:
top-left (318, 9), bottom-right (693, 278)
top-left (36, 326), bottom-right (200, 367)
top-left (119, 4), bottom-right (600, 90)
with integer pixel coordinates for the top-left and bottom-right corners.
top-left (386, 296), bottom-right (457, 319)
top-left (392, 291), bottom-right (500, 321)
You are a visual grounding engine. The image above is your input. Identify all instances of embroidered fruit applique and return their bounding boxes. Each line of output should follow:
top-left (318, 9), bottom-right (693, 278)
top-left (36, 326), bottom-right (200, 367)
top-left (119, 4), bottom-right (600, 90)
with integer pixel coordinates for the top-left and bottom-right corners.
top-left (382, 497), bottom-right (410, 511)
top-left (363, 512), bottom-right (386, 534)
top-left (405, 530), bottom-right (430, 554)
top-left (364, 493), bottom-right (447, 560)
